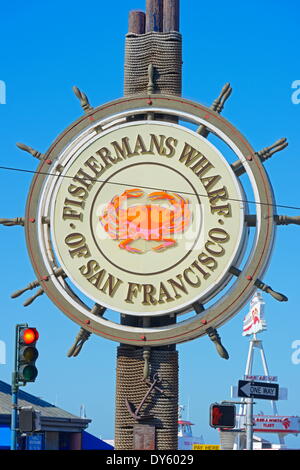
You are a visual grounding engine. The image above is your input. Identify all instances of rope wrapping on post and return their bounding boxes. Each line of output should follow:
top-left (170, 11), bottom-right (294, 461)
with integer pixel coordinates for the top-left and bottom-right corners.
top-left (124, 31), bottom-right (182, 96)
top-left (115, 346), bottom-right (179, 450)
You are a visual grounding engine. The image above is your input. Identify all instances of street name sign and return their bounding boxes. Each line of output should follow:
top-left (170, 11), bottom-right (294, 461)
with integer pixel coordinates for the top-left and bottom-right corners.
top-left (238, 380), bottom-right (279, 400)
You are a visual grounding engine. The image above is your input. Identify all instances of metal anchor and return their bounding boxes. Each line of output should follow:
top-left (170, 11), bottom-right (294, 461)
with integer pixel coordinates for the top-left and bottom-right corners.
top-left (125, 373), bottom-right (164, 421)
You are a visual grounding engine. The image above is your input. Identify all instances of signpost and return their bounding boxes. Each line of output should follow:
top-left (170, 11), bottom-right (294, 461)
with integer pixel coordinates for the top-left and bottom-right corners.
top-left (233, 292), bottom-right (291, 450)
top-left (237, 379), bottom-right (279, 450)
top-left (11, 324), bottom-right (40, 450)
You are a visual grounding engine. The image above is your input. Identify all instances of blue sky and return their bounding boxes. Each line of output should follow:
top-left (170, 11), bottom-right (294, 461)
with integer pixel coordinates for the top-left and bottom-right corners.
top-left (0, 0), bottom-right (300, 448)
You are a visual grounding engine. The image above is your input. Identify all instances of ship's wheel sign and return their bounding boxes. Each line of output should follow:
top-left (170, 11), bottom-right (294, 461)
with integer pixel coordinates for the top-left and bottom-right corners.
top-left (6, 93), bottom-right (290, 347)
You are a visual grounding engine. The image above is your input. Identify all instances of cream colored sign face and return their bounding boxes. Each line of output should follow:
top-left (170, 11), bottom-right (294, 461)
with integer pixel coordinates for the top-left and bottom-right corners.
top-left (50, 122), bottom-right (246, 316)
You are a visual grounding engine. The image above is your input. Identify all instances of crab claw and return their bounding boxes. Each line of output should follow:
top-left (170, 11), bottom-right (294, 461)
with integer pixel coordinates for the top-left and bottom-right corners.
top-left (153, 238), bottom-right (176, 251)
top-left (119, 239), bottom-right (143, 254)
top-left (148, 191), bottom-right (173, 201)
top-left (122, 188), bottom-right (144, 198)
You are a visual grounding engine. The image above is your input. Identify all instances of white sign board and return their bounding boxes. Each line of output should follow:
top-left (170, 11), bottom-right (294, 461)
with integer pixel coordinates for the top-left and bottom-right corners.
top-left (242, 292), bottom-right (266, 336)
top-left (244, 375), bottom-right (278, 382)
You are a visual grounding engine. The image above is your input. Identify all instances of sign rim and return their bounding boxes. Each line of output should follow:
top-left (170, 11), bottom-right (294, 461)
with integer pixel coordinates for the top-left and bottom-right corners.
top-left (24, 94), bottom-right (276, 346)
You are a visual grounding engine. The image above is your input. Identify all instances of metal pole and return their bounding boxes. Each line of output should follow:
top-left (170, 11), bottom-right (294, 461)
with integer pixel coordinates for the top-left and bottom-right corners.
top-left (237, 338), bottom-right (254, 449)
top-left (11, 324), bottom-right (26, 450)
top-left (11, 373), bottom-right (18, 450)
top-left (245, 398), bottom-right (253, 450)
top-left (258, 342), bottom-right (279, 414)
top-left (258, 341), bottom-right (285, 446)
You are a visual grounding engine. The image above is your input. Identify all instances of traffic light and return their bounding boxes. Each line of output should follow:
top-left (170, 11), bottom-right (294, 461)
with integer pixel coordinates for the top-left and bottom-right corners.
top-left (209, 403), bottom-right (236, 429)
top-left (19, 406), bottom-right (41, 433)
top-left (17, 327), bottom-right (39, 383)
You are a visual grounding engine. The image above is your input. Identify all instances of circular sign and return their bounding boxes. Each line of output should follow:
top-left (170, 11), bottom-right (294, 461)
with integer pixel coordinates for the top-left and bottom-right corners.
top-left (50, 121), bottom-right (246, 316)
top-left (24, 95), bottom-right (276, 346)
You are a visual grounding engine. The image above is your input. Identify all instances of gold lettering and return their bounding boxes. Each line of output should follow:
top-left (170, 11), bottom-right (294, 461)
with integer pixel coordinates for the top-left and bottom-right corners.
top-left (179, 143), bottom-right (202, 166)
top-left (84, 156), bottom-right (104, 176)
top-left (148, 134), bottom-right (166, 155)
top-left (134, 134), bottom-right (148, 154)
top-left (62, 206), bottom-right (83, 221)
top-left (205, 240), bottom-right (225, 257)
top-left (100, 274), bottom-right (123, 297)
top-left (200, 174), bottom-right (221, 191)
top-left (164, 137), bottom-right (178, 157)
top-left (210, 203), bottom-right (232, 217)
top-left (142, 284), bottom-right (157, 305)
top-left (191, 260), bottom-right (211, 280)
top-left (64, 233), bottom-right (91, 258)
top-left (209, 228), bottom-right (230, 243)
top-left (158, 282), bottom-right (174, 304)
top-left (73, 168), bottom-right (95, 190)
top-left (95, 147), bottom-right (114, 168)
top-left (179, 143), bottom-right (214, 177)
top-left (68, 244), bottom-right (90, 259)
top-left (208, 186), bottom-right (229, 205)
top-left (111, 137), bottom-right (135, 161)
top-left (183, 267), bottom-right (201, 287)
top-left (79, 260), bottom-right (99, 277)
top-left (198, 252), bottom-right (218, 271)
top-left (87, 269), bottom-right (106, 289)
top-left (125, 282), bottom-right (142, 304)
top-left (191, 155), bottom-right (214, 177)
top-left (63, 198), bottom-right (85, 221)
top-left (64, 198), bottom-right (85, 209)
top-left (167, 274), bottom-right (188, 299)
top-left (68, 184), bottom-right (89, 200)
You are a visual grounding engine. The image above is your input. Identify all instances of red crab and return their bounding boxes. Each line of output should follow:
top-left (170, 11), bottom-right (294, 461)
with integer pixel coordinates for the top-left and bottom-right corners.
top-left (100, 188), bottom-right (191, 254)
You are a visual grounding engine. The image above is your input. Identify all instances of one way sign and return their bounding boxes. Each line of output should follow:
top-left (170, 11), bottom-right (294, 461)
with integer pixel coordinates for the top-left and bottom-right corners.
top-left (238, 380), bottom-right (279, 400)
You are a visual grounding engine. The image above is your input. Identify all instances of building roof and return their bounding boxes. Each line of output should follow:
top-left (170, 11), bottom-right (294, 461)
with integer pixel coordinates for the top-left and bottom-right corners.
top-left (0, 380), bottom-right (90, 432)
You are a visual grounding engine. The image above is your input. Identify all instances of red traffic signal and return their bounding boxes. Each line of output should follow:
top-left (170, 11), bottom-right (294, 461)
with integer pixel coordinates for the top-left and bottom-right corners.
top-left (18, 327), bottom-right (39, 384)
top-left (209, 403), bottom-right (236, 429)
top-left (20, 328), bottom-right (39, 345)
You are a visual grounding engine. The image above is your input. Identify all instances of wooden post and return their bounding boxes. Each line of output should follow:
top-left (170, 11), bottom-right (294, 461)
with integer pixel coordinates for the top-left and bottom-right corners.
top-left (146, 0), bottom-right (163, 32)
top-left (117, 0), bottom-right (181, 450)
top-left (128, 10), bottom-right (146, 34)
top-left (163, 0), bottom-right (179, 32)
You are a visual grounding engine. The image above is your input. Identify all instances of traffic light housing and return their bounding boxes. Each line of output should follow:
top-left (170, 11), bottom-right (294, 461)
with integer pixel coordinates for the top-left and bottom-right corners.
top-left (17, 327), bottom-right (39, 383)
top-left (209, 403), bottom-right (236, 429)
top-left (19, 406), bottom-right (41, 433)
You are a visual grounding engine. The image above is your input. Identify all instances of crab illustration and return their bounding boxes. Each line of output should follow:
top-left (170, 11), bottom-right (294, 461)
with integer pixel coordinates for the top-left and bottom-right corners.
top-left (100, 188), bottom-right (191, 254)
